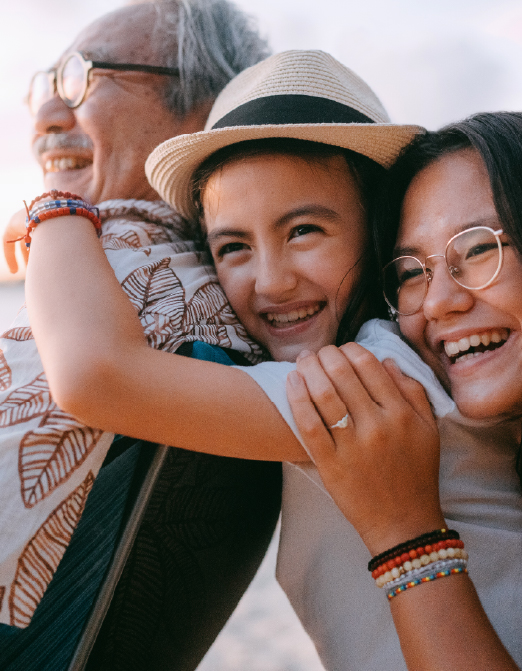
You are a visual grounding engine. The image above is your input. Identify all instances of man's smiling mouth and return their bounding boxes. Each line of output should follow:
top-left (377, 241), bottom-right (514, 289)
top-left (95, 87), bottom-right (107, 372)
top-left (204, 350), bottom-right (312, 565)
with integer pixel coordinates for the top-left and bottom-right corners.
top-left (45, 157), bottom-right (92, 172)
top-left (265, 303), bottom-right (323, 327)
top-left (444, 328), bottom-right (510, 363)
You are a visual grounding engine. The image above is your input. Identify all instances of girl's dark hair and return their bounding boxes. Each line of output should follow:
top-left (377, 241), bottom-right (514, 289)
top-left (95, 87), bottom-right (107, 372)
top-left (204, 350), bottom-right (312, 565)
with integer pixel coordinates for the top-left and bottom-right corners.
top-left (192, 137), bottom-right (388, 345)
top-left (382, 112), bottom-right (522, 488)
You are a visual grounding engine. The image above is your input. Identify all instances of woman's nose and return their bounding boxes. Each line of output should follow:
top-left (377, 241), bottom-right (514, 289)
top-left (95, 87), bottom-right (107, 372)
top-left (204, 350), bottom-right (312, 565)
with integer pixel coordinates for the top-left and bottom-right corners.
top-left (33, 95), bottom-right (76, 135)
top-left (422, 260), bottom-right (474, 321)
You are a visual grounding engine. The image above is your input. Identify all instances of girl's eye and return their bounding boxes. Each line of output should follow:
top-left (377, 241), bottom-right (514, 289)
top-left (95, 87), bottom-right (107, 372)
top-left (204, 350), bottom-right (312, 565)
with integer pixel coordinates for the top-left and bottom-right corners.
top-left (216, 241), bottom-right (247, 258)
top-left (290, 224), bottom-right (321, 239)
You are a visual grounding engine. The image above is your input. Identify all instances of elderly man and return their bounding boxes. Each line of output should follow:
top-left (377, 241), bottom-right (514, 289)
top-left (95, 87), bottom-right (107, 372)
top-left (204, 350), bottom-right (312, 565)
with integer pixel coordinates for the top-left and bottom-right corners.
top-left (0, 3), bottom-right (281, 670)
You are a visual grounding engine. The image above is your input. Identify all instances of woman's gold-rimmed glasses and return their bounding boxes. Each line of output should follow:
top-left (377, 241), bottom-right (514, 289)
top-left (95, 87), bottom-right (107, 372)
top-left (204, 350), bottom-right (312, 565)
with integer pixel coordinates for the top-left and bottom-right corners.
top-left (383, 225), bottom-right (506, 316)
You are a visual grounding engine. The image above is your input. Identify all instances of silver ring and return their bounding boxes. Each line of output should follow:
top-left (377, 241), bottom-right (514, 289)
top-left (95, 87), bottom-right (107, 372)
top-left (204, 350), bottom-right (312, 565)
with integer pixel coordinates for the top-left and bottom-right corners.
top-left (329, 413), bottom-right (349, 430)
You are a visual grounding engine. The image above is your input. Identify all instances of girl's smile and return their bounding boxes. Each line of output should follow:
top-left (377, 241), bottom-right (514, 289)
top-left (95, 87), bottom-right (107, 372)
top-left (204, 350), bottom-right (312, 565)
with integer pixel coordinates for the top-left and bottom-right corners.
top-left (203, 151), bottom-right (367, 362)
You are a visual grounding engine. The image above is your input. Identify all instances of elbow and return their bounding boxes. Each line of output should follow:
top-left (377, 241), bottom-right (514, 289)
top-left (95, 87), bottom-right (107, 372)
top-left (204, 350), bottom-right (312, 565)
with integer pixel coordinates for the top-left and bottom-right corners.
top-left (46, 349), bottom-right (124, 427)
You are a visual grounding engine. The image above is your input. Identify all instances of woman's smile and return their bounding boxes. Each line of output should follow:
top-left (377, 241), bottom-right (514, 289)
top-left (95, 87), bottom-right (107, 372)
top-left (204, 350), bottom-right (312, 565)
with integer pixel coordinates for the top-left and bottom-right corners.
top-left (397, 148), bottom-right (522, 419)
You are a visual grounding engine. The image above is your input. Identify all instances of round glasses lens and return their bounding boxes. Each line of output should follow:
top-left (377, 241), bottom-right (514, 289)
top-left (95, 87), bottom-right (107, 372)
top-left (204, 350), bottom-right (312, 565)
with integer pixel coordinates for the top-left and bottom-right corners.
top-left (446, 227), bottom-right (501, 289)
top-left (28, 72), bottom-right (53, 116)
top-left (60, 54), bottom-right (86, 107)
top-left (383, 256), bottom-right (427, 315)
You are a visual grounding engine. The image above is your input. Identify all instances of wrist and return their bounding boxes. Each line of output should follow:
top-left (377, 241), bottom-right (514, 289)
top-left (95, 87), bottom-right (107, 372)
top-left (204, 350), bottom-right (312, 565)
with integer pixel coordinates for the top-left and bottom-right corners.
top-left (363, 511), bottom-right (447, 558)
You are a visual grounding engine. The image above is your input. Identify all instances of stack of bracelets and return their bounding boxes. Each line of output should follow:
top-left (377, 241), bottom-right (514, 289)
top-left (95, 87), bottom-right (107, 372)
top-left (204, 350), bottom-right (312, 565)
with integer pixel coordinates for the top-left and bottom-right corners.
top-left (368, 528), bottom-right (468, 600)
top-left (16, 190), bottom-right (102, 249)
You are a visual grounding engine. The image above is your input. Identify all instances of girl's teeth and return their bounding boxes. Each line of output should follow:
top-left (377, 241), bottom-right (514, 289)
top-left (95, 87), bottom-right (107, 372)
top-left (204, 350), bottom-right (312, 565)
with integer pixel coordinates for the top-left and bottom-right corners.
top-left (480, 333), bottom-right (491, 346)
top-left (267, 305), bottom-right (320, 324)
top-left (469, 335), bottom-right (481, 347)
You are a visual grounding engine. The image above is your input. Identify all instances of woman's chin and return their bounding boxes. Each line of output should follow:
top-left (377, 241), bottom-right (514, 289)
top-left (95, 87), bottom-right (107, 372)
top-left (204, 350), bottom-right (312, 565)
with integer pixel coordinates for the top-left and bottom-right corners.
top-left (452, 388), bottom-right (522, 422)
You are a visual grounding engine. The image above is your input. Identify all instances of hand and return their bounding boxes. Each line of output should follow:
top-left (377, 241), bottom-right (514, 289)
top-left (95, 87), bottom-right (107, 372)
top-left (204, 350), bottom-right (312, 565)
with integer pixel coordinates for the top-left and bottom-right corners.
top-left (3, 209), bottom-right (29, 273)
top-left (286, 342), bottom-right (444, 557)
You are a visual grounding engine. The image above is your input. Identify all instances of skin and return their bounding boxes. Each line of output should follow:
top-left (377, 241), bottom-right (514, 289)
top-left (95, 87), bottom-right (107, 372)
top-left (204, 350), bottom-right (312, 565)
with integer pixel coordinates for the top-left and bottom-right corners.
top-left (204, 153), bottom-right (367, 362)
top-left (286, 147), bottom-right (520, 670)
top-left (3, 4), bottom-right (211, 272)
top-left (397, 148), bottom-right (522, 421)
top-left (24, 151), bottom-right (371, 462)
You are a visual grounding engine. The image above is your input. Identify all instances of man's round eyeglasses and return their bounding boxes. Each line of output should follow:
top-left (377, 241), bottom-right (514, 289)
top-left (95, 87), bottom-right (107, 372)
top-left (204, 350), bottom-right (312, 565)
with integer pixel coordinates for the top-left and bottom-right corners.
top-left (27, 51), bottom-right (180, 116)
top-left (383, 225), bottom-right (506, 316)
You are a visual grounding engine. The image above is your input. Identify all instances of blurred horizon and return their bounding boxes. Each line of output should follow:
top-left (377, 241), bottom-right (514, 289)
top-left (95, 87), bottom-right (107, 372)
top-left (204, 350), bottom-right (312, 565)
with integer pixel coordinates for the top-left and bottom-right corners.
top-left (2, 0), bottom-right (522, 280)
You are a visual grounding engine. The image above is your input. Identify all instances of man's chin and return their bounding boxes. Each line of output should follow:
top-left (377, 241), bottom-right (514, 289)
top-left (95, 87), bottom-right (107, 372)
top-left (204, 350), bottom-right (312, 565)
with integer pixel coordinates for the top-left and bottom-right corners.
top-left (44, 166), bottom-right (94, 203)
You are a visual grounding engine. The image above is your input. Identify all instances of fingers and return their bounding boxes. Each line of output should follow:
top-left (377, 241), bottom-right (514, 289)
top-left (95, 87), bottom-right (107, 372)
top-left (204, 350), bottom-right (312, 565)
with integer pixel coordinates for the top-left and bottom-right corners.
top-left (382, 359), bottom-right (436, 428)
top-left (3, 209), bottom-right (29, 274)
top-left (3, 236), bottom-right (19, 274)
top-left (295, 349), bottom-right (353, 430)
top-left (286, 370), bottom-right (336, 464)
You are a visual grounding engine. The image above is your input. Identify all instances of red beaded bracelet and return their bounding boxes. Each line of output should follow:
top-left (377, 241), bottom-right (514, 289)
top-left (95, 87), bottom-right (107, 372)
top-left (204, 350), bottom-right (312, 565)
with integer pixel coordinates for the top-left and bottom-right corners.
top-left (371, 538), bottom-right (465, 578)
top-left (27, 190), bottom-right (85, 211)
top-left (14, 195), bottom-right (103, 249)
top-left (368, 528), bottom-right (460, 573)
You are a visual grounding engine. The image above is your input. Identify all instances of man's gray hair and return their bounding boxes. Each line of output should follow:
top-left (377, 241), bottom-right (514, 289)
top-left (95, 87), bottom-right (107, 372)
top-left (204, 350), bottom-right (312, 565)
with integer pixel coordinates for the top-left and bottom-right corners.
top-left (153, 0), bottom-right (270, 116)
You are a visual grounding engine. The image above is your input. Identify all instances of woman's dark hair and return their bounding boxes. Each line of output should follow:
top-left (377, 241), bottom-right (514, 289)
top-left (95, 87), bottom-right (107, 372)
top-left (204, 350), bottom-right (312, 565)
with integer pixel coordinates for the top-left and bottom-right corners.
top-left (192, 137), bottom-right (388, 345)
top-left (381, 112), bottom-right (522, 267)
top-left (382, 112), bottom-right (522, 488)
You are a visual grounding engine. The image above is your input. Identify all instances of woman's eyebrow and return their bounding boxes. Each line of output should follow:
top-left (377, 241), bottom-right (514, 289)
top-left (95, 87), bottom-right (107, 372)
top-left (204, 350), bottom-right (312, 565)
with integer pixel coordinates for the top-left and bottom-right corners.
top-left (394, 216), bottom-right (502, 257)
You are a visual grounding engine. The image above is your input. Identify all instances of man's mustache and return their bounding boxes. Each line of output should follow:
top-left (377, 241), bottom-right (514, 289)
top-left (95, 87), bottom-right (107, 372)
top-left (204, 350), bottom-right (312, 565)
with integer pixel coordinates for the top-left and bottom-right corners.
top-left (33, 133), bottom-right (94, 159)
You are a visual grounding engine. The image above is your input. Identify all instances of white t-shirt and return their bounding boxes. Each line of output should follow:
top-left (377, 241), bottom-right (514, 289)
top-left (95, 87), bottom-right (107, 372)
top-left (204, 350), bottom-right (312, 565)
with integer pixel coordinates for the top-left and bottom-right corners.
top-left (236, 319), bottom-right (522, 671)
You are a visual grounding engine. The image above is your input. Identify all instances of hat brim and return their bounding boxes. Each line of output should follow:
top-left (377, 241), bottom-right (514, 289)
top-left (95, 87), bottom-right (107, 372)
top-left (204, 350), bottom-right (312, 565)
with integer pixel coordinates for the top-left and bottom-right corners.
top-left (146, 122), bottom-right (423, 221)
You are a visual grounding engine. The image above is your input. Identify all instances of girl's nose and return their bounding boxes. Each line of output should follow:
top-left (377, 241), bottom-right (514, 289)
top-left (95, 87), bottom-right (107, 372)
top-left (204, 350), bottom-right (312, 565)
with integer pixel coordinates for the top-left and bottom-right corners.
top-left (254, 252), bottom-right (298, 299)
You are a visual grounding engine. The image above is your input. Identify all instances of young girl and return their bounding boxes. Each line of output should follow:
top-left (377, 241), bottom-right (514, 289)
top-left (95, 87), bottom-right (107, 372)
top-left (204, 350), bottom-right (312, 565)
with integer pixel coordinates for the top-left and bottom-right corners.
top-left (287, 113), bottom-right (522, 669)
top-left (22, 51), bottom-right (443, 670)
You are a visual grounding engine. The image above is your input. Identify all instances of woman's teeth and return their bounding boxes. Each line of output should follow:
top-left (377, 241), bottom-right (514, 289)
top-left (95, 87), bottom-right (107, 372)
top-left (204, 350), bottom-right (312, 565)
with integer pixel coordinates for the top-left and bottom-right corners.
top-left (266, 304), bottom-right (321, 325)
top-left (444, 328), bottom-right (509, 362)
top-left (45, 157), bottom-right (91, 172)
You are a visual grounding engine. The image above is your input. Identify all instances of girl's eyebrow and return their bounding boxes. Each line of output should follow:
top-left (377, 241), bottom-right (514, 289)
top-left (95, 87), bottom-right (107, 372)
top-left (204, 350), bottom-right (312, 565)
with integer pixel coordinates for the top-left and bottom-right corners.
top-left (394, 216), bottom-right (502, 257)
top-left (207, 205), bottom-right (341, 245)
top-left (207, 228), bottom-right (249, 245)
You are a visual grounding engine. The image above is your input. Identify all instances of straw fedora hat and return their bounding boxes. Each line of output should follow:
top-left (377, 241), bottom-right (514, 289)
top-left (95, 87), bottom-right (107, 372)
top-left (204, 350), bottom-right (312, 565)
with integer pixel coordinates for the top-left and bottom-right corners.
top-left (146, 50), bottom-right (423, 220)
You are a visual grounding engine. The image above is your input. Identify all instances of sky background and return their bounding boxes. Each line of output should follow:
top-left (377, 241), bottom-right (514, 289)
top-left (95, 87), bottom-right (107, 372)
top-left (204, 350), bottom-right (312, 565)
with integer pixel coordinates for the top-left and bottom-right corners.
top-left (2, 0), bottom-right (522, 280)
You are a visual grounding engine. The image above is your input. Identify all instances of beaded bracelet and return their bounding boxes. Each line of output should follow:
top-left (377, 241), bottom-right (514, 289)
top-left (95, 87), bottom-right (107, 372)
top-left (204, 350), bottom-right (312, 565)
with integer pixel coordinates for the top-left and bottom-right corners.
top-left (17, 192), bottom-right (102, 249)
top-left (27, 190), bottom-right (85, 211)
top-left (372, 539), bottom-right (466, 584)
top-left (377, 550), bottom-right (468, 588)
top-left (386, 565), bottom-right (468, 601)
top-left (368, 528), bottom-right (460, 573)
top-left (384, 558), bottom-right (467, 594)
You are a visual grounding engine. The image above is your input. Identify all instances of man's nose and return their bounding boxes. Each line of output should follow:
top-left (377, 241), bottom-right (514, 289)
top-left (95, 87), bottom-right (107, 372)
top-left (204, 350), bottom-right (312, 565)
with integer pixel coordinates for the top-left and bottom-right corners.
top-left (254, 251), bottom-right (298, 299)
top-left (422, 261), bottom-right (474, 321)
top-left (33, 95), bottom-right (76, 135)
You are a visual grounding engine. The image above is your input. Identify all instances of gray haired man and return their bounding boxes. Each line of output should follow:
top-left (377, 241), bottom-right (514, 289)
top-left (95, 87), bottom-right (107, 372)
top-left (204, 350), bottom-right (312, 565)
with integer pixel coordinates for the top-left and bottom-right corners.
top-left (0, 3), bottom-right (280, 670)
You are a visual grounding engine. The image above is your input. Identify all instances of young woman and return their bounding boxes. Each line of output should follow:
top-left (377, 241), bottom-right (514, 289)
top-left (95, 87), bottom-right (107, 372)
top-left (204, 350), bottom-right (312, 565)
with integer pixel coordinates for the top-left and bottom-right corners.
top-left (287, 113), bottom-right (522, 669)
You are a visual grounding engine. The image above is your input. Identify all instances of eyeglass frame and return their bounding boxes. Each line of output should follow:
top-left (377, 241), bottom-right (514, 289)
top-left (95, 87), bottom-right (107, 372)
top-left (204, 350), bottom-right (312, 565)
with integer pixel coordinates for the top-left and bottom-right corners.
top-left (382, 225), bottom-right (506, 317)
top-left (27, 51), bottom-right (180, 115)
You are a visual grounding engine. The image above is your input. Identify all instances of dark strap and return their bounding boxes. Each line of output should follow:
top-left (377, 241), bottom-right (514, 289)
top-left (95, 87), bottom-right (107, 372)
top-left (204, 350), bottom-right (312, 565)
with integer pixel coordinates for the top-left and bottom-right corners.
top-left (212, 94), bottom-right (375, 129)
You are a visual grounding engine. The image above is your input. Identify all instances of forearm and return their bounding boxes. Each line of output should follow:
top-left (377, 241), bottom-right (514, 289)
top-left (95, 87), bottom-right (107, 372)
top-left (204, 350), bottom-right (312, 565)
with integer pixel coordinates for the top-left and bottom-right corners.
top-left (390, 574), bottom-right (519, 671)
top-left (25, 216), bottom-right (306, 461)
